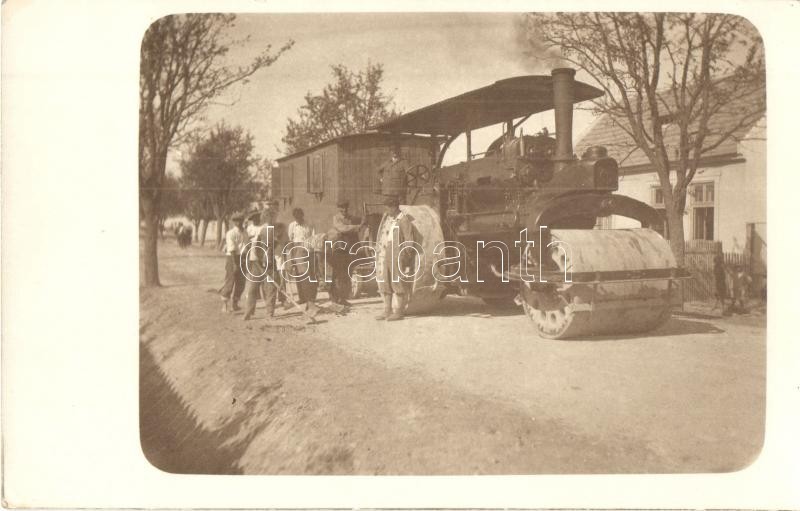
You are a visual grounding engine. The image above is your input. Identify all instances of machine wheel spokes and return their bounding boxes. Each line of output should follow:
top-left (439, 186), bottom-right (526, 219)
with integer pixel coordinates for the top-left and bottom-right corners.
top-left (521, 287), bottom-right (579, 339)
top-left (406, 164), bottom-right (431, 188)
top-left (406, 164), bottom-right (433, 203)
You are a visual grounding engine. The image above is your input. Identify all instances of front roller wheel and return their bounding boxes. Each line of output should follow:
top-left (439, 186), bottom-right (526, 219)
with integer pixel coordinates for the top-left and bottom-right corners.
top-left (521, 287), bottom-right (586, 339)
top-left (520, 284), bottom-right (672, 339)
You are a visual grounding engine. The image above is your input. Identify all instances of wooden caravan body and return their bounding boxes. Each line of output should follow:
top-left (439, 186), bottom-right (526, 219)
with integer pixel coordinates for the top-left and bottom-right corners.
top-left (273, 133), bottom-right (434, 231)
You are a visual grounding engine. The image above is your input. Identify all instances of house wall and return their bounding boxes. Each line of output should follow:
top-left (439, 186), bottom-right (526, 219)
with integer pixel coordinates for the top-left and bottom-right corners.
top-left (739, 119), bottom-right (767, 291)
top-left (740, 120), bottom-right (767, 228)
top-left (611, 148), bottom-right (765, 257)
top-left (712, 162), bottom-right (749, 253)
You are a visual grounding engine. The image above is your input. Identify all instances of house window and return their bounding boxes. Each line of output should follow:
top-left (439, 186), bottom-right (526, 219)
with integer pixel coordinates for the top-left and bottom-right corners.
top-left (650, 185), bottom-right (669, 237)
top-left (690, 182), bottom-right (715, 241)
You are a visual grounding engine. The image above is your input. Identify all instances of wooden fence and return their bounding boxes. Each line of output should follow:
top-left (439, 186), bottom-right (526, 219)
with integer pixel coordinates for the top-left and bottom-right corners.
top-left (682, 240), bottom-right (750, 302)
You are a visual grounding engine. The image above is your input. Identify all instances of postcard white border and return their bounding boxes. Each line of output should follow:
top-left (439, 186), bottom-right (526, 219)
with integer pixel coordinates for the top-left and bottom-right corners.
top-left (2, 0), bottom-right (799, 508)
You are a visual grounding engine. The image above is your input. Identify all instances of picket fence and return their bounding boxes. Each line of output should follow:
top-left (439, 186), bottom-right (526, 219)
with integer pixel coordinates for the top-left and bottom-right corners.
top-left (682, 240), bottom-right (750, 302)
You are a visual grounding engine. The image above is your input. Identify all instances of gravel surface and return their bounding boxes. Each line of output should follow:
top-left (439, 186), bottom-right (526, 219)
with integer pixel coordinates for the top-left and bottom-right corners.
top-left (140, 240), bottom-right (766, 474)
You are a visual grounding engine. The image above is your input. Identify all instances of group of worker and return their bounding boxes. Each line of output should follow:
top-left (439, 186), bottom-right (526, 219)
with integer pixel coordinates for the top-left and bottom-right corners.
top-left (713, 255), bottom-right (754, 313)
top-left (217, 194), bottom-right (415, 323)
top-left (173, 222), bottom-right (193, 249)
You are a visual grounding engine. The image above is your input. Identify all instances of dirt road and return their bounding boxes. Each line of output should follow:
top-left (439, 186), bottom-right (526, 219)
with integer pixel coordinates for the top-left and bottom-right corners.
top-left (140, 240), bottom-right (765, 475)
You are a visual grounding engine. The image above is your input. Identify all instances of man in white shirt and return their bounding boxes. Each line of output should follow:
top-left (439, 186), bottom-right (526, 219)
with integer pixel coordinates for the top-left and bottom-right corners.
top-left (218, 213), bottom-right (246, 312)
top-left (287, 208), bottom-right (318, 314)
top-left (264, 199), bottom-right (288, 310)
top-left (375, 195), bottom-right (415, 321)
top-left (243, 210), bottom-right (280, 320)
top-left (245, 211), bottom-right (261, 241)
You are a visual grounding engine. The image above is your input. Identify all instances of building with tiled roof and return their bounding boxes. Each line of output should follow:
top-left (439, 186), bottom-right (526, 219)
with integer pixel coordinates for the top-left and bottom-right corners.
top-left (576, 85), bottom-right (766, 292)
top-left (576, 85), bottom-right (764, 171)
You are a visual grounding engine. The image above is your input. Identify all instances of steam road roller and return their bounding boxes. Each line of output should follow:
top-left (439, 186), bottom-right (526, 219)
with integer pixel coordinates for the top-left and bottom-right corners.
top-left (370, 68), bottom-right (690, 339)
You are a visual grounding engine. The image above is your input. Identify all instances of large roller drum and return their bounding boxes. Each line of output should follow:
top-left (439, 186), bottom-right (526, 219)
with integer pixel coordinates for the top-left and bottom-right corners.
top-left (376, 204), bottom-right (447, 315)
top-left (521, 228), bottom-right (680, 339)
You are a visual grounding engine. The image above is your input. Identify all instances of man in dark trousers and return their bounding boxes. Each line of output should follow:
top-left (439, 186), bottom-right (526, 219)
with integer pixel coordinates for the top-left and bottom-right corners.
top-left (287, 207), bottom-right (319, 315)
top-left (328, 199), bottom-right (364, 306)
top-left (264, 199), bottom-right (288, 310)
top-left (219, 213), bottom-right (246, 312)
top-left (242, 210), bottom-right (279, 320)
top-left (375, 195), bottom-right (416, 321)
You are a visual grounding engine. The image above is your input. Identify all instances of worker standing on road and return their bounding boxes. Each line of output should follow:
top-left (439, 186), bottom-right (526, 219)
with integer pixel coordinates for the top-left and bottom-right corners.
top-left (328, 199), bottom-right (364, 306)
top-left (287, 207), bottom-right (319, 315)
top-left (242, 210), bottom-right (280, 321)
top-left (265, 200), bottom-right (289, 311)
top-left (732, 264), bottom-right (753, 312)
top-left (219, 213), bottom-right (246, 313)
top-left (245, 209), bottom-right (266, 301)
top-left (375, 195), bottom-right (415, 321)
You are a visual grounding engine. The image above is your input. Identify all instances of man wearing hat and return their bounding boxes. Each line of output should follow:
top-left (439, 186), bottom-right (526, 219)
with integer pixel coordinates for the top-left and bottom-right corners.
top-left (250, 200), bottom-right (285, 306)
top-left (266, 198), bottom-right (280, 216)
top-left (328, 199), bottom-right (364, 306)
top-left (242, 209), bottom-right (282, 320)
top-left (376, 148), bottom-right (408, 196)
top-left (265, 199), bottom-right (290, 309)
top-left (287, 207), bottom-right (319, 313)
top-left (219, 213), bottom-right (246, 312)
top-left (375, 195), bottom-right (415, 321)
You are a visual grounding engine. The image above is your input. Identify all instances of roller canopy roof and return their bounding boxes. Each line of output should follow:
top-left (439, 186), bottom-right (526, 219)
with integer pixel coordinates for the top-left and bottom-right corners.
top-left (371, 75), bottom-right (603, 136)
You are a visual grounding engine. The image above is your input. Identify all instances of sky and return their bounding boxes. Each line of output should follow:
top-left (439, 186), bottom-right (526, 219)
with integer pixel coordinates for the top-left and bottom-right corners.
top-left (171, 13), bottom-right (601, 172)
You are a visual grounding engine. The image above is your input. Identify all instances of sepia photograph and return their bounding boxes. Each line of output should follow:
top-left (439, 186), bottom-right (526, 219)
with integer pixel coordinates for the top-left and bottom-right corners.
top-left (136, 11), bottom-right (768, 476)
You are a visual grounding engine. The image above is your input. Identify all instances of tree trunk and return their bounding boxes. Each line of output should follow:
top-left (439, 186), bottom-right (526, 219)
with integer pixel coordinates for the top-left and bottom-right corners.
top-left (215, 215), bottom-right (224, 250)
top-left (200, 219), bottom-right (210, 246)
top-left (666, 204), bottom-right (686, 266)
top-left (193, 219), bottom-right (200, 241)
top-left (140, 194), bottom-right (161, 287)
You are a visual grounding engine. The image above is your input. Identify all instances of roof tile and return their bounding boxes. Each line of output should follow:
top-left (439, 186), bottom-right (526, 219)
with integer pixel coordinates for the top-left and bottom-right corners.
top-left (576, 84), bottom-right (765, 169)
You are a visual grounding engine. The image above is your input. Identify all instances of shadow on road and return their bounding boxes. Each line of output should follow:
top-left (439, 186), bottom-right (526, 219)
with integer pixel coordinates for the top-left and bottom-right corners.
top-left (570, 317), bottom-right (725, 342)
top-left (159, 253), bottom-right (224, 260)
top-left (415, 296), bottom-right (523, 318)
top-left (673, 310), bottom-right (723, 320)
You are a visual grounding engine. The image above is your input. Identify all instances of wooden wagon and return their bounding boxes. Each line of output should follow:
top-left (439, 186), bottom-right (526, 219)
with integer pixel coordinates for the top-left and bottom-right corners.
top-left (272, 133), bottom-right (436, 297)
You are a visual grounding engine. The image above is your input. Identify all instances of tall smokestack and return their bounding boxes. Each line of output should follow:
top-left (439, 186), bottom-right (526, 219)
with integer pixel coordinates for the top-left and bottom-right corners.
top-left (551, 68), bottom-right (576, 171)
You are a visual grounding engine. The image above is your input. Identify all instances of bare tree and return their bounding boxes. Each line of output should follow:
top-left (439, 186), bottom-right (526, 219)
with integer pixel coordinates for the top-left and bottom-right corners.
top-left (139, 13), bottom-right (293, 286)
top-left (520, 13), bottom-right (765, 264)
top-left (282, 62), bottom-right (399, 154)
